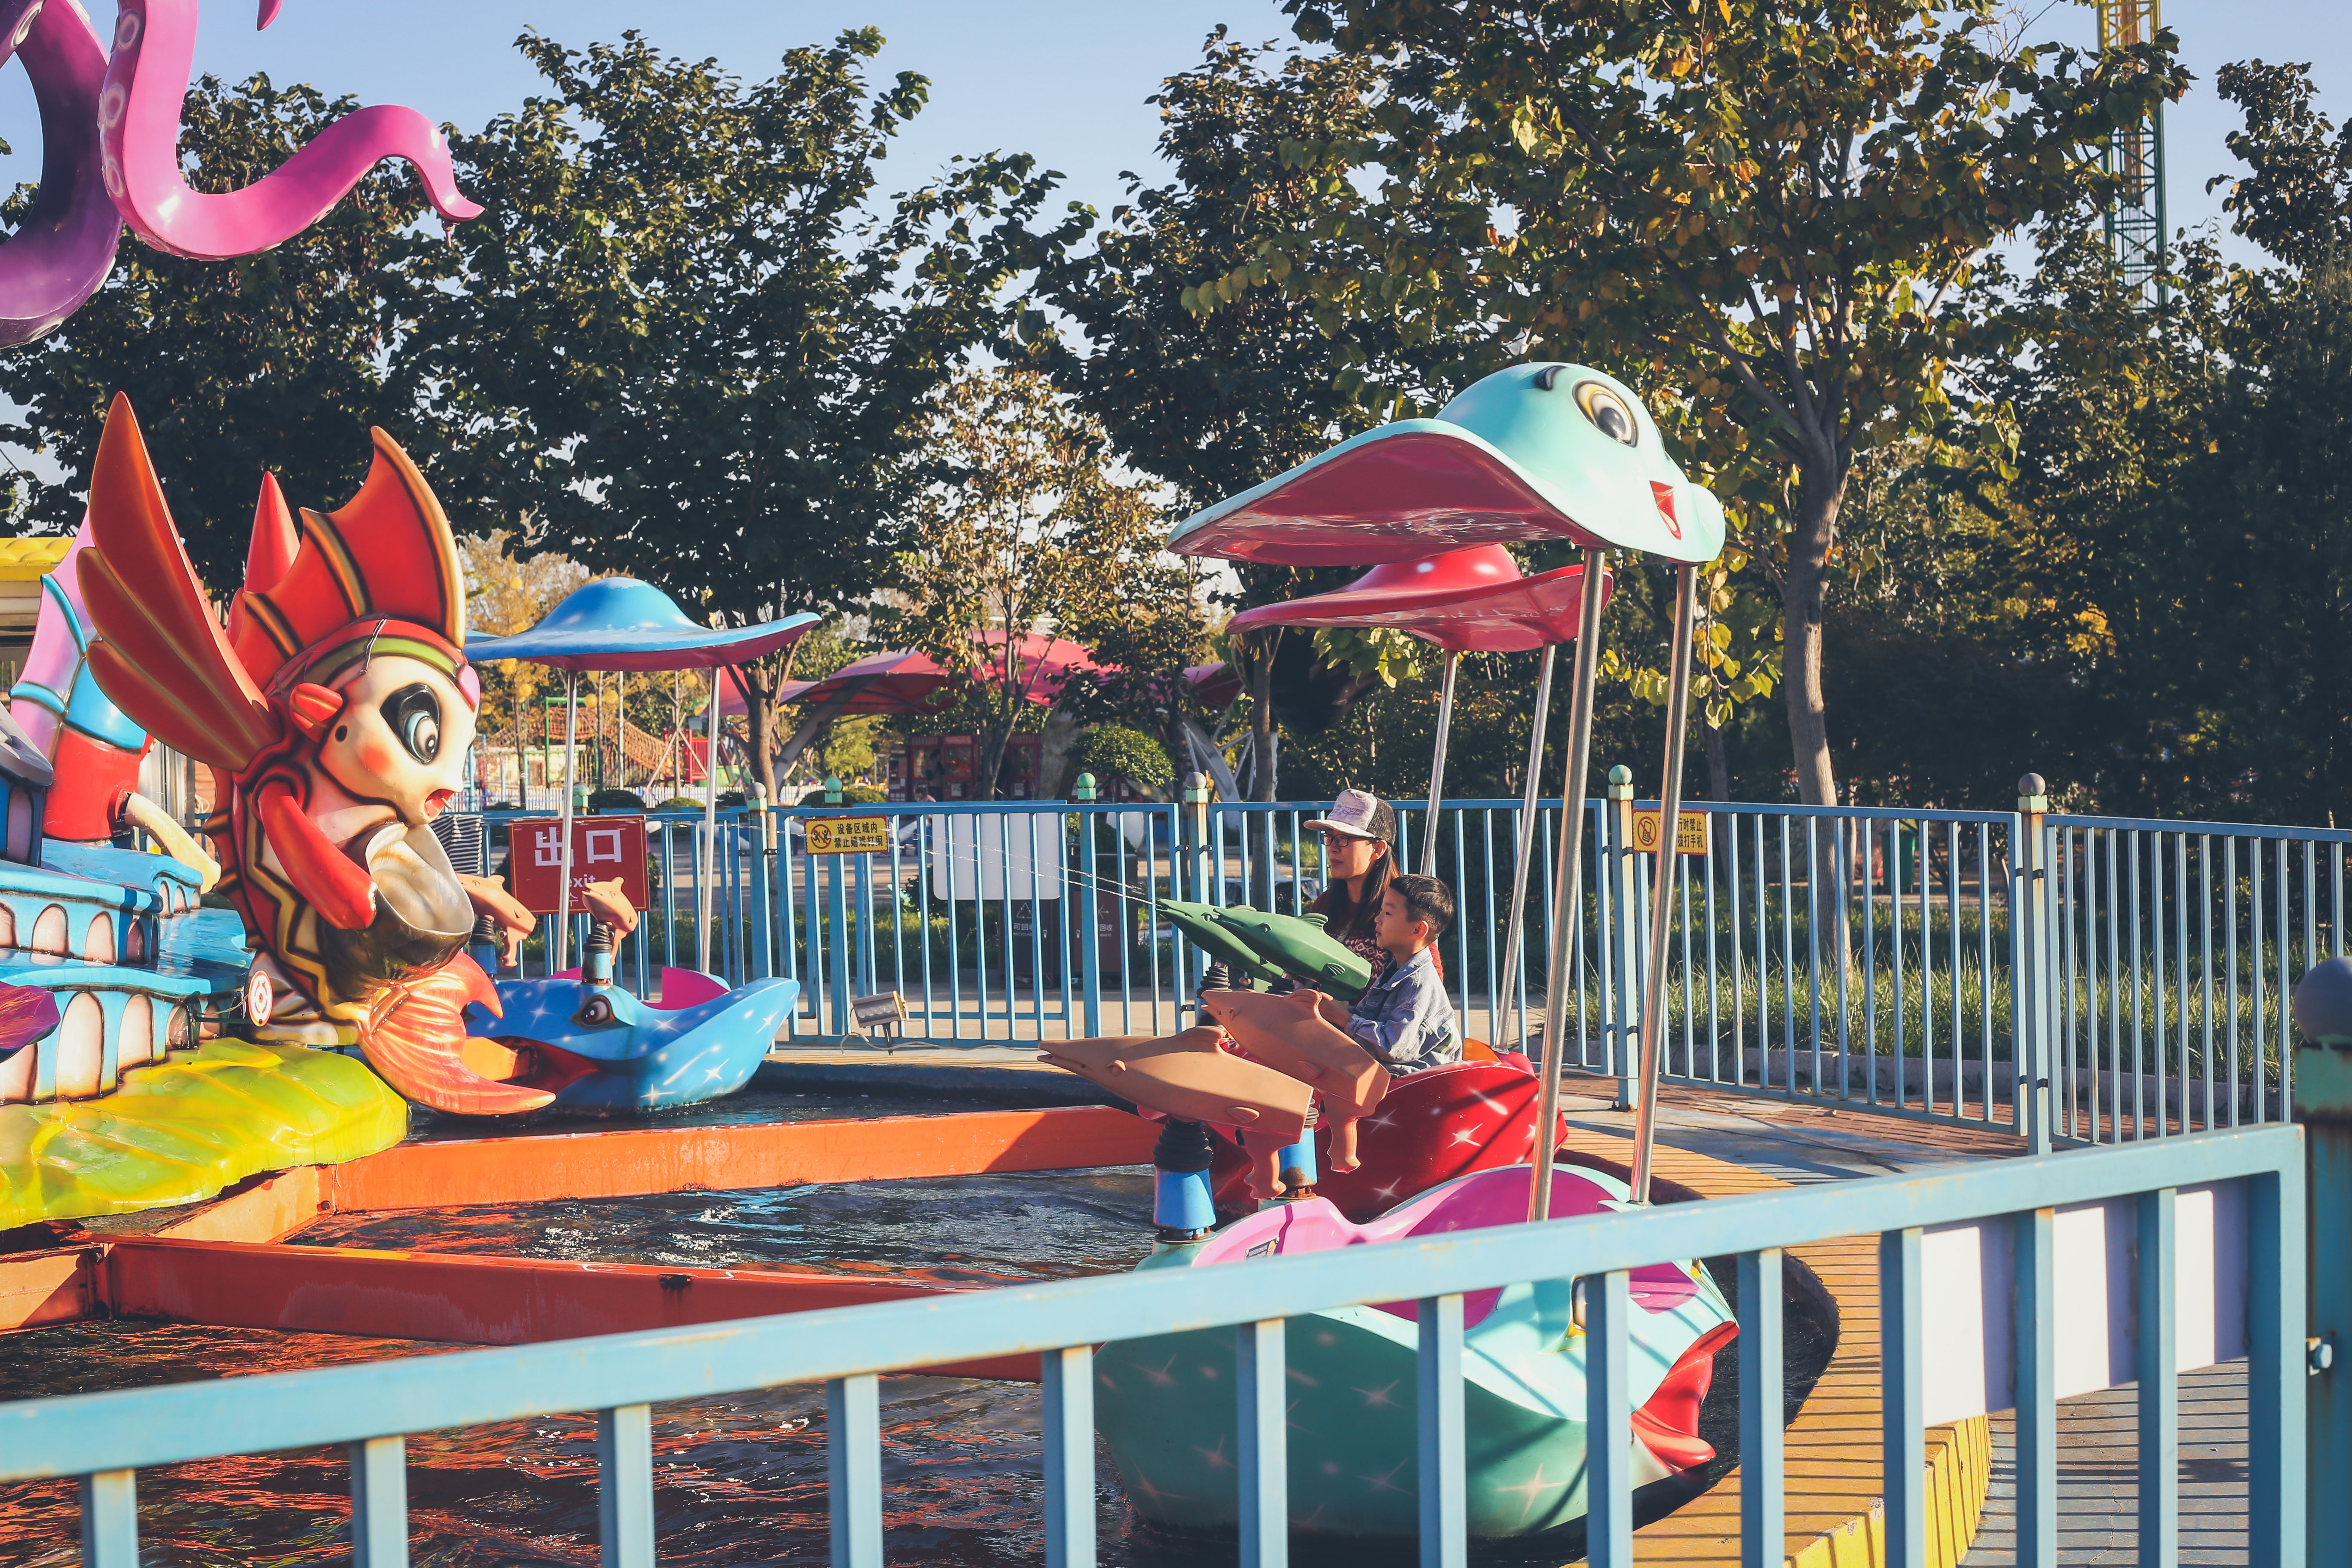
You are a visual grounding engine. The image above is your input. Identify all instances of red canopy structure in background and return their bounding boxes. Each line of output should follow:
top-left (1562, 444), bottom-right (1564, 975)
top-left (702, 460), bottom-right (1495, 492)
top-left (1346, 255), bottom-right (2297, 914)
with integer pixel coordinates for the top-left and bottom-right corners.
top-left (730, 633), bottom-right (1108, 719)
top-left (1222, 544), bottom-right (1613, 1052)
top-left (739, 633), bottom-right (1113, 785)
top-left (1184, 662), bottom-right (1244, 708)
top-left (1225, 545), bottom-right (1610, 654)
top-left (757, 650), bottom-right (953, 719)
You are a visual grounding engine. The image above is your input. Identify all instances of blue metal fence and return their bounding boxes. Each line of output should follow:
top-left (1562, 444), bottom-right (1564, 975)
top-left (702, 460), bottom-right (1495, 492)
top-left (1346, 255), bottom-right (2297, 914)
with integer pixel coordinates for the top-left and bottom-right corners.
top-left (5, 1124), bottom-right (2305, 1566)
top-left (467, 789), bottom-right (2347, 1148)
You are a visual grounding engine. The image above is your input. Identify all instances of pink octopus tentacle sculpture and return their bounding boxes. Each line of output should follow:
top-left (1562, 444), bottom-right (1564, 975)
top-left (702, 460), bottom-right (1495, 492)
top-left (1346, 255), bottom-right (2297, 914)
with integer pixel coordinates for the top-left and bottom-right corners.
top-left (0, 0), bottom-right (123, 346)
top-left (0, 0), bottom-right (480, 341)
top-left (97, 0), bottom-right (483, 260)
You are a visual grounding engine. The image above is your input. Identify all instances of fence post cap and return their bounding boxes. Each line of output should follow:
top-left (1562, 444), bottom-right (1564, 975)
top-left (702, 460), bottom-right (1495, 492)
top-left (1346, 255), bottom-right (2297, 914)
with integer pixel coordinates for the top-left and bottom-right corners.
top-left (2017, 773), bottom-right (2047, 812)
top-left (1073, 772), bottom-right (1097, 803)
top-left (2293, 956), bottom-right (2352, 1046)
top-left (1605, 765), bottom-right (1634, 800)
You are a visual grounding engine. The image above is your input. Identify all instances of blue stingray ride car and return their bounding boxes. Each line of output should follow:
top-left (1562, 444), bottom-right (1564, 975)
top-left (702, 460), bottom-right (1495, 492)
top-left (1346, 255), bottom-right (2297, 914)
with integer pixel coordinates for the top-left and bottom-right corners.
top-left (465, 965), bottom-right (799, 1115)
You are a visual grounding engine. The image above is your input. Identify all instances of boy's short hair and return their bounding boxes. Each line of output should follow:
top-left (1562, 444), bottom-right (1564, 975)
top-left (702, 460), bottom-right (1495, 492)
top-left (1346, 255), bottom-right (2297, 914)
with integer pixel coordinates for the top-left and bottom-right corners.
top-left (1387, 874), bottom-right (1455, 941)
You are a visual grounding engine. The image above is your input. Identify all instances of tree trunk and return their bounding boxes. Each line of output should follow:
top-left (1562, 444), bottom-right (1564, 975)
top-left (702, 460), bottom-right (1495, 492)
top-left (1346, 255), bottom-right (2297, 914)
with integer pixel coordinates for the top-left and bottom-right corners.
top-left (978, 680), bottom-right (1015, 802)
top-left (1705, 722), bottom-right (1730, 803)
top-left (1038, 701), bottom-right (1081, 799)
top-left (1780, 452), bottom-right (1851, 974)
top-left (742, 670), bottom-right (778, 803)
top-left (775, 690), bottom-right (859, 778)
top-left (1780, 456), bottom-right (1848, 808)
top-left (748, 641), bottom-right (809, 803)
top-left (1242, 631), bottom-right (1279, 801)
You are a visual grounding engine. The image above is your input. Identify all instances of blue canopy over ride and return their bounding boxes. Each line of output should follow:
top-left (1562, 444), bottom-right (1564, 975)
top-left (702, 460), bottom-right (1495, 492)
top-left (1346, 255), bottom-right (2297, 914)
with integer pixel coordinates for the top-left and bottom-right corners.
top-left (458, 575), bottom-right (816, 978)
top-left (465, 577), bottom-right (817, 673)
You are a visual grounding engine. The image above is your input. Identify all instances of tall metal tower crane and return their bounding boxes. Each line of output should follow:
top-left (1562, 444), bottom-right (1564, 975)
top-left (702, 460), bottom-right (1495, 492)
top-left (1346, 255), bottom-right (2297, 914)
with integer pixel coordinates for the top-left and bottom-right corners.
top-left (2095, 0), bottom-right (2167, 301)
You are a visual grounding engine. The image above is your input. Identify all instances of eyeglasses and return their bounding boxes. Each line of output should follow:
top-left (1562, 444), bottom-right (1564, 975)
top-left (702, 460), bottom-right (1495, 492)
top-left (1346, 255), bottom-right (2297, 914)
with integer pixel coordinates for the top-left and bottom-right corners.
top-left (1319, 830), bottom-right (1370, 845)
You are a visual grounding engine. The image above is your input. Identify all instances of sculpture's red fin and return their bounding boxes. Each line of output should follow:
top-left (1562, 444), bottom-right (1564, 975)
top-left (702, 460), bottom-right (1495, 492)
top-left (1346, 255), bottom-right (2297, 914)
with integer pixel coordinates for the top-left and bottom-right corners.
top-left (284, 683), bottom-right (345, 744)
top-left (78, 395), bottom-right (281, 769)
top-left (360, 955), bottom-right (554, 1116)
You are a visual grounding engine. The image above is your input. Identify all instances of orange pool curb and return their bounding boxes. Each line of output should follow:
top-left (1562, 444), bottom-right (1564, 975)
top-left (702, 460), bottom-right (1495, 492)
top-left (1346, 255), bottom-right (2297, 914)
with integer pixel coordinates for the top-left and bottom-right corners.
top-left (0, 1107), bottom-right (1157, 1334)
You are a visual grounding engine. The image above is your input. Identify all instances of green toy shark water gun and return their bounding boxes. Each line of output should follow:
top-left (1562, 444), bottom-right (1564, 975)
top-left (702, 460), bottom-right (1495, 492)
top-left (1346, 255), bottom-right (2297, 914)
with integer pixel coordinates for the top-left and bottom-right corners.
top-left (1163, 899), bottom-right (1375, 1002)
top-left (1160, 900), bottom-right (1283, 986)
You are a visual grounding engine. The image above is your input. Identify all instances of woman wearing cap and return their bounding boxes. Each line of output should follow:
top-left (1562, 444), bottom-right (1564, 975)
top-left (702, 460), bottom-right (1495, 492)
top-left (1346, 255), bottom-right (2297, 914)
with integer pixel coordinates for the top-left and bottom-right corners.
top-left (1304, 788), bottom-right (1399, 975)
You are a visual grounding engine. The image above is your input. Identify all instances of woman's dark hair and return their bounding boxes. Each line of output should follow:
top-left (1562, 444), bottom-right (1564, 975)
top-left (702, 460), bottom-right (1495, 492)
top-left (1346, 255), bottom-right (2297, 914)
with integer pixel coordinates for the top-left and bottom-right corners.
top-left (1309, 836), bottom-right (1395, 945)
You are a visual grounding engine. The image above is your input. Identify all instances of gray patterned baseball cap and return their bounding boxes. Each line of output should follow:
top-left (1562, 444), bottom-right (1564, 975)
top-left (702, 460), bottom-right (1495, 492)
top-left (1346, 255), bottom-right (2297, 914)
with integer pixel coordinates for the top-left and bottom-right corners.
top-left (1304, 788), bottom-right (1397, 842)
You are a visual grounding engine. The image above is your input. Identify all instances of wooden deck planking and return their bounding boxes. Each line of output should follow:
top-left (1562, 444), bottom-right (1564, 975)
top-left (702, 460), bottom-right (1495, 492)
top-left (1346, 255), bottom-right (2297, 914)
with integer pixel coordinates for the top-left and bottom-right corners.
top-left (1556, 1118), bottom-right (1995, 1566)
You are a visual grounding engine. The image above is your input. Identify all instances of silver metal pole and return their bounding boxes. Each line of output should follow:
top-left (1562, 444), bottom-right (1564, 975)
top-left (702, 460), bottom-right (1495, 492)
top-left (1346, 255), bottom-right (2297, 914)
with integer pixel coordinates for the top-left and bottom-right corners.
top-left (1491, 643), bottom-right (1557, 1050)
top-left (554, 669), bottom-right (580, 974)
top-left (1629, 564), bottom-right (1700, 1205)
top-left (1526, 549), bottom-right (1610, 1224)
top-left (698, 666), bottom-right (723, 974)
top-left (1419, 650), bottom-right (1460, 877)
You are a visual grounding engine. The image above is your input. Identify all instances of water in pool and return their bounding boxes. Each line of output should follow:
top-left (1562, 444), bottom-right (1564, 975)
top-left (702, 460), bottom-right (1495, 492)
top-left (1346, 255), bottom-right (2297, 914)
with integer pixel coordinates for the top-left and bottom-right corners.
top-left (0, 1096), bottom-right (1804, 1564)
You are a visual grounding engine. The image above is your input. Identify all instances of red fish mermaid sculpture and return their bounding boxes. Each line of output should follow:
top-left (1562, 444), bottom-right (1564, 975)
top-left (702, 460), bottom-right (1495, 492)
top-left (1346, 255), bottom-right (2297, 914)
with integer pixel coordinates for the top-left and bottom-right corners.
top-left (75, 393), bottom-right (543, 1115)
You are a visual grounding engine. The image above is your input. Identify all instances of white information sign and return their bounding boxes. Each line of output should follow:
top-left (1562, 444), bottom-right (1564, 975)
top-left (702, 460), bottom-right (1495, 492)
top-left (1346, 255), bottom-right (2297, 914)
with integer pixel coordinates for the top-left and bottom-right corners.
top-left (928, 813), bottom-right (1066, 902)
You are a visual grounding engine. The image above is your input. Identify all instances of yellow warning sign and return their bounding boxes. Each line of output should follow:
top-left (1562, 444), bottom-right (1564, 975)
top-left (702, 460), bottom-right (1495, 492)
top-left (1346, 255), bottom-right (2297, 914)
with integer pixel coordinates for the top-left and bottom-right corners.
top-left (1630, 807), bottom-right (1711, 857)
top-left (805, 815), bottom-right (893, 855)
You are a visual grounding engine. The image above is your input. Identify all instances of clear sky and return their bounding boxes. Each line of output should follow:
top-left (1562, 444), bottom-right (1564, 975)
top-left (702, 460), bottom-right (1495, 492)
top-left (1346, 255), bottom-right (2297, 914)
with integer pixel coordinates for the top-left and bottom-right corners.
top-left (0, 0), bottom-right (2345, 276)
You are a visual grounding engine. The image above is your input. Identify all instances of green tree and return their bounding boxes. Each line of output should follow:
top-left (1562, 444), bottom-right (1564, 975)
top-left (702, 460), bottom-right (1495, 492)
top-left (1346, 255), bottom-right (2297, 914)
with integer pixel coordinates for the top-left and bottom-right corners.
top-left (1200, 0), bottom-right (2184, 807)
top-left (406, 29), bottom-right (1082, 799)
top-left (1072, 724), bottom-right (1176, 797)
top-left (1963, 208), bottom-right (2352, 824)
top-left (459, 530), bottom-right (589, 760)
top-left (891, 370), bottom-right (1191, 800)
top-left (0, 75), bottom-right (444, 587)
top-left (1038, 32), bottom-right (1452, 797)
top-left (2210, 60), bottom-right (2352, 270)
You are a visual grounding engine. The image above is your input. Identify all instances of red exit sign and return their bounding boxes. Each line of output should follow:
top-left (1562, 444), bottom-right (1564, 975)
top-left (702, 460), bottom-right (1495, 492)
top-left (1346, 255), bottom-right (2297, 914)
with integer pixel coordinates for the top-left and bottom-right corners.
top-left (507, 815), bottom-right (651, 915)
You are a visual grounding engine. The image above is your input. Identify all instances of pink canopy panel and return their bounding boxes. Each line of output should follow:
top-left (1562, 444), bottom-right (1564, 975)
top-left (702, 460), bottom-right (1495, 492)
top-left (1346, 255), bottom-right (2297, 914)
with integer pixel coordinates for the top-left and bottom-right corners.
top-left (765, 650), bottom-right (954, 718)
top-left (1225, 545), bottom-right (1613, 653)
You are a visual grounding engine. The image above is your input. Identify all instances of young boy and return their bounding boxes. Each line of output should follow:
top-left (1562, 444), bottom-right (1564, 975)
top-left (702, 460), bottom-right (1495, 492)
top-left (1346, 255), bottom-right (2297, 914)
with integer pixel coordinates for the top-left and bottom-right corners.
top-left (1317, 873), bottom-right (1460, 1171)
top-left (1334, 874), bottom-right (1461, 1072)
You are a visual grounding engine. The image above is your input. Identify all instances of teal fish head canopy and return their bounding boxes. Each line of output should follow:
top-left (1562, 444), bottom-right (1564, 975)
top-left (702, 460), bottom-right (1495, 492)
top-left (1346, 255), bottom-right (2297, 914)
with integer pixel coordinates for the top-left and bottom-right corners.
top-left (1432, 363), bottom-right (1727, 563)
top-left (1166, 361), bottom-right (1728, 568)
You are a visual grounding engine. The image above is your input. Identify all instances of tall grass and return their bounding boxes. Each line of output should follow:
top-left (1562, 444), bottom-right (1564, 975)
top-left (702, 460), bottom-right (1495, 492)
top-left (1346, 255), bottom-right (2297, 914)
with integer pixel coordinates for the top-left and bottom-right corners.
top-left (1525, 888), bottom-right (2304, 1095)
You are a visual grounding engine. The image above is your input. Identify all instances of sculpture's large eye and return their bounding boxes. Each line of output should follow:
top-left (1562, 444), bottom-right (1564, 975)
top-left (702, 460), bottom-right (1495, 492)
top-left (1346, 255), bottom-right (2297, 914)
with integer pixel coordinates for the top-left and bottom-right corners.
top-left (381, 683), bottom-right (442, 765)
top-left (574, 994), bottom-right (616, 1027)
top-left (1574, 381), bottom-right (1640, 447)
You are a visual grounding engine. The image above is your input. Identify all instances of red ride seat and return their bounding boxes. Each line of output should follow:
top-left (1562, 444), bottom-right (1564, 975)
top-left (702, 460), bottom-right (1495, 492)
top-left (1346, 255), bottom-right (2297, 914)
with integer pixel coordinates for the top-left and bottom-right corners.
top-left (1209, 1056), bottom-right (1566, 1221)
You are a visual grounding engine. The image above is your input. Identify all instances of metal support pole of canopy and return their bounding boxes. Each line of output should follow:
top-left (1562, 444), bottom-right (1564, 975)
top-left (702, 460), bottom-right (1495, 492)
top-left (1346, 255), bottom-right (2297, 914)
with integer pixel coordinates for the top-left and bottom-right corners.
top-left (698, 668), bottom-right (723, 975)
top-left (1418, 650), bottom-right (1460, 878)
top-left (1629, 564), bottom-right (1699, 1205)
top-left (1491, 644), bottom-right (1557, 1050)
top-left (1525, 549), bottom-right (1610, 1225)
top-left (554, 670), bottom-right (580, 974)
